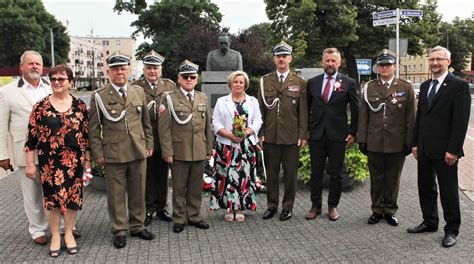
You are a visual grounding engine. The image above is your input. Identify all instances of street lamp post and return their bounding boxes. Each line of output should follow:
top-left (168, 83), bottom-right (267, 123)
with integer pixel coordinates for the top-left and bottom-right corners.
top-left (50, 24), bottom-right (62, 67)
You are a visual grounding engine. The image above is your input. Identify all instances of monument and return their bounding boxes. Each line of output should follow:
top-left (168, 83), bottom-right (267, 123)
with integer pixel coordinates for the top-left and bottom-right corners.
top-left (202, 32), bottom-right (243, 109)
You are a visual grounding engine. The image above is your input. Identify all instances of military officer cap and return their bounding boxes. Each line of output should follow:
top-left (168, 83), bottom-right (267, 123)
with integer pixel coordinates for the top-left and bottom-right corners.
top-left (177, 60), bottom-right (199, 75)
top-left (143, 50), bottom-right (164, 66)
top-left (376, 49), bottom-right (396, 64)
top-left (272, 41), bottom-right (293, 56)
top-left (107, 52), bottom-right (131, 67)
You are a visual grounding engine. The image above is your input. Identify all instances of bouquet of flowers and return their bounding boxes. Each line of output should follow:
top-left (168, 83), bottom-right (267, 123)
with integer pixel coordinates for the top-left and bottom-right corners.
top-left (232, 111), bottom-right (247, 138)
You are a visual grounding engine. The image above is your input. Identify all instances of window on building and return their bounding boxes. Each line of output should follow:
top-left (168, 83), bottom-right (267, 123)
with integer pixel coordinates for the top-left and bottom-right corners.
top-left (116, 40), bottom-right (121, 46)
top-left (420, 64), bottom-right (423, 71)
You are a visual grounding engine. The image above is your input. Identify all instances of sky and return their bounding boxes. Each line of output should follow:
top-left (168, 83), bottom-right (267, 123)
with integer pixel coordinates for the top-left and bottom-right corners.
top-left (43, 0), bottom-right (473, 45)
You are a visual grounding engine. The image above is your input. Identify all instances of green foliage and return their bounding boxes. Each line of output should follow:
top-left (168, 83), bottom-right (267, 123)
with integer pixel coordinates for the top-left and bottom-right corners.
top-left (0, 0), bottom-right (69, 67)
top-left (298, 143), bottom-right (369, 184)
top-left (264, 0), bottom-right (436, 79)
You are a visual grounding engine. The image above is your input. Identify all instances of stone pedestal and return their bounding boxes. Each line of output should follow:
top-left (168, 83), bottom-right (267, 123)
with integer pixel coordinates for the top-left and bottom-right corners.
top-left (201, 71), bottom-right (232, 109)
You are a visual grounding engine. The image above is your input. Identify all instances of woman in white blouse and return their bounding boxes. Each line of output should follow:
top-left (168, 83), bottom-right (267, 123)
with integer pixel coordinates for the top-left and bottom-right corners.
top-left (209, 71), bottom-right (263, 222)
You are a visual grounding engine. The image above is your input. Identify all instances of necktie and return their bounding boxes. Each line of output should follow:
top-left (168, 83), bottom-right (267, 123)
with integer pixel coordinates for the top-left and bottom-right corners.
top-left (150, 83), bottom-right (155, 90)
top-left (427, 79), bottom-right (439, 108)
top-left (384, 82), bottom-right (390, 89)
top-left (322, 76), bottom-right (332, 103)
top-left (119, 87), bottom-right (127, 101)
top-left (279, 74), bottom-right (285, 83)
top-left (187, 93), bottom-right (193, 107)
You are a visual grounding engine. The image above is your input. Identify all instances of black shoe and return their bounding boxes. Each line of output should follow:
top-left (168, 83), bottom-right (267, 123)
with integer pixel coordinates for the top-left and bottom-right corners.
top-left (262, 209), bottom-right (277, 220)
top-left (384, 214), bottom-right (399, 226)
top-left (279, 210), bottom-right (292, 221)
top-left (407, 223), bottom-right (438, 233)
top-left (188, 220), bottom-right (210, 230)
top-left (173, 223), bottom-right (184, 233)
top-left (72, 230), bottom-right (81, 239)
top-left (442, 233), bottom-right (457, 248)
top-left (156, 210), bottom-right (173, 222)
top-left (144, 211), bottom-right (153, 226)
top-left (131, 229), bottom-right (155, 240)
top-left (368, 213), bottom-right (383, 224)
top-left (113, 236), bottom-right (126, 249)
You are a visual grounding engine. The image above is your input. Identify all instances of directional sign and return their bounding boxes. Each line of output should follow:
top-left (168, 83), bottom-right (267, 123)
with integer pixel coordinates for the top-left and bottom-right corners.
top-left (373, 17), bottom-right (397, 27)
top-left (400, 9), bottom-right (423, 17)
top-left (356, 59), bottom-right (372, 75)
top-left (372, 10), bottom-right (396, 20)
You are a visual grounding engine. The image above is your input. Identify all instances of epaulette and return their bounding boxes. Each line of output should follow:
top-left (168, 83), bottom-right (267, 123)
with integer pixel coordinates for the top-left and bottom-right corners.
top-left (130, 84), bottom-right (144, 90)
top-left (262, 73), bottom-right (272, 78)
top-left (397, 78), bottom-right (410, 84)
top-left (194, 90), bottom-right (205, 96)
top-left (94, 86), bottom-right (106, 94)
top-left (162, 78), bottom-right (176, 85)
top-left (291, 72), bottom-right (305, 80)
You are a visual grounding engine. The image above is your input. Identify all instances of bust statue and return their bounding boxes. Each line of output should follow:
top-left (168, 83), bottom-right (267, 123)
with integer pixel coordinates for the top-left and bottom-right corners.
top-left (206, 33), bottom-right (243, 71)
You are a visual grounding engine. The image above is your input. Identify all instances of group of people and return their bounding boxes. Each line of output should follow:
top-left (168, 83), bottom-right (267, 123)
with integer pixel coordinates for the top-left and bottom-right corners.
top-left (0, 41), bottom-right (470, 258)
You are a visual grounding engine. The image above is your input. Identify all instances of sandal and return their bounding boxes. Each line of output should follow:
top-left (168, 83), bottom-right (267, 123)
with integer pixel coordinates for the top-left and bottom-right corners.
top-left (66, 246), bottom-right (79, 254)
top-left (235, 211), bottom-right (245, 222)
top-left (224, 212), bottom-right (234, 222)
top-left (49, 249), bottom-right (60, 258)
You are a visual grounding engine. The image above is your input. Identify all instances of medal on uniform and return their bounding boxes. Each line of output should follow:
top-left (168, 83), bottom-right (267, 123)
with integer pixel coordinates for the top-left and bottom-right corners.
top-left (391, 92), bottom-right (397, 104)
top-left (398, 103), bottom-right (403, 109)
top-left (292, 99), bottom-right (296, 104)
top-left (159, 104), bottom-right (166, 115)
top-left (111, 109), bottom-right (117, 114)
top-left (137, 106), bottom-right (142, 112)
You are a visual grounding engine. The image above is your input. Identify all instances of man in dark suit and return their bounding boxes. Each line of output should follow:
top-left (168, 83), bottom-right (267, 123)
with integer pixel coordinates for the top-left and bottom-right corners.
top-left (408, 46), bottom-right (471, 248)
top-left (305, 48), bottom-right (359, 221)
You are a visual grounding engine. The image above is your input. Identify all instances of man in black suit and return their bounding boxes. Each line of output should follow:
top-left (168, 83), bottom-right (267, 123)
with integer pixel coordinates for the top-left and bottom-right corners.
top-left (306, 48), bottom-right (359, 221)
top-left (408, 46), bottom-right (471, 248)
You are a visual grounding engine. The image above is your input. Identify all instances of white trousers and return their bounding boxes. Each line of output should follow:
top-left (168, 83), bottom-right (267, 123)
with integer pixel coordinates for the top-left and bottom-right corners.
top-left (17, 166), bottom-right (48, 239)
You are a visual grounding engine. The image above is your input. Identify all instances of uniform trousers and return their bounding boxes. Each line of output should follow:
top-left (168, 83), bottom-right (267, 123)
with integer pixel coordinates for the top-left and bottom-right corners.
top-left (105, 159), bottom-right (146, 236)
top-left (418, 153), bottom-right (460, 235)
top-left (367, 151), bottom-right (405, 215)
top-left (145, 149), bottom-right (169, 213)
top-left (170, 160), bottom-right (204, 224)
top-left (263, 143), bottom-right (300, 211)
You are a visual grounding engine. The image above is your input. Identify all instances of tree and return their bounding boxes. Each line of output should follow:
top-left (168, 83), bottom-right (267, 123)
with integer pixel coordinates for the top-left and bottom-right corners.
top-left (264, 0), bottom-right (439, 80)
top-left (114, 0), bottom-right (222, 78)
top-left (0, 0), bottom-right (69, 67)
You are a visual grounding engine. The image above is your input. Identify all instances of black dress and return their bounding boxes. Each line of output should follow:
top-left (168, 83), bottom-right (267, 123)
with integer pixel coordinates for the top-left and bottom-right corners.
top-left (25, 95), bottom-right (89, 215)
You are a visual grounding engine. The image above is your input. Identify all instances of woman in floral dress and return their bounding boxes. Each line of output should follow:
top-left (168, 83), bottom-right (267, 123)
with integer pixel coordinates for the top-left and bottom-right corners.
top-left (210, 71), bottom-right (263, 222)
top-left (25, 64), bottom-right (90, 257)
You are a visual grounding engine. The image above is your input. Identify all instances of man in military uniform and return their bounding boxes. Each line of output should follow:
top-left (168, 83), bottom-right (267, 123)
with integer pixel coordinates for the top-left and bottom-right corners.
top-left (89, 53), bottom-right (155, 248)
top-left (357, 49), bottom-right (416, 226)
top-left (133, 51), bottom-right (176, 226)
top-left (258, 41), bottom-right (308, 221)
top-left (158, 60), bottom-right (212, 233)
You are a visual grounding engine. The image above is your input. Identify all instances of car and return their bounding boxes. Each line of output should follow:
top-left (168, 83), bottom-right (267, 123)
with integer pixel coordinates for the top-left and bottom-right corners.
top-left (412, 83), bottom-right (421, 99)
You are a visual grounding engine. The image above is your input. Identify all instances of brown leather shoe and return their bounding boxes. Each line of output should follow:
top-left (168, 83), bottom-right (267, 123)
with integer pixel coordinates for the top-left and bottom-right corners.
top-left (305, 208), bottom-right (322, 220)
top-left (33, 235), bottom-right (47, 246)
top-left (328, 208), bottom-right (340, 221)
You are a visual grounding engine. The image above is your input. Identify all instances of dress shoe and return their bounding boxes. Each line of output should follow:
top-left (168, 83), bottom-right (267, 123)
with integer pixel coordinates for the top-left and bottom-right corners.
top-left (279, 210), bottom-right (292, 221)
top-left (113, 236), bottom-right (126, 249)
top-left (131, 229), bottom-right (155, 240)
top-left (262, 209), bottom-right (277, 220)
top-left (72, 230), bottom-right (81, 239)
top-left (328, 208), bottom-right (339, 221)
top-left (407, 223), bottom-right (438, 233)
top-left (384, 214), bottom-right (399, 226)
top-left (33, 235), bottom-right (47, 246)
top-left (368, 213), bottom-right (383, 224)
top-left (173, 223), bottom-right (185, 233)
top-left (156, 210), bottom-right (173, 222)
top-left (442, 233), bottom-right (457, 248)
top-left (189, 220), bottom-right (210, 229)
top-left (305, 208), bottom-right (322, 220)
top-left (144, 211), bottom-right (153, 226)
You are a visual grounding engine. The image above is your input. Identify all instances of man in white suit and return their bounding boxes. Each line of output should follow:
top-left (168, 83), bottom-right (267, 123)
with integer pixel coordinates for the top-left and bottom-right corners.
top-left (0, 51), bottom-right (51, 245)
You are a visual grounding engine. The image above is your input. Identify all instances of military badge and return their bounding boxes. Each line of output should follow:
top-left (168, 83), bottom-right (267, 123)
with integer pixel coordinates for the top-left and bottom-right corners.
top-left (159, 104), bottom-right (166, 115)
top-left (391, 97), bottom-right (398, 104)
top-left (288, 85), bottom-right (300, 92)
top-left (137, 106), bottom-right (142, 112)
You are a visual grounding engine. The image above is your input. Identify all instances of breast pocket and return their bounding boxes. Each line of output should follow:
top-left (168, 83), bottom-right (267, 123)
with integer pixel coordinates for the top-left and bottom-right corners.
top-left (197, 104), bottom-right (207, 119)
top-left (131, 101), bottom-right (143, 114)
top-left (174, 106), bottom-right (190, 119)
top-left (105, 105), bottom-right (123, 118)
top-left (264, 88), bottom-right (277, 99)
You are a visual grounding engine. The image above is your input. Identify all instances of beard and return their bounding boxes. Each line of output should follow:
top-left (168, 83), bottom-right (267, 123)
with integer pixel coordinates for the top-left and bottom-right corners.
top-left (324, 66), bottom-right (336, 76)
top-left (27, 70), bottom-right (41, 80)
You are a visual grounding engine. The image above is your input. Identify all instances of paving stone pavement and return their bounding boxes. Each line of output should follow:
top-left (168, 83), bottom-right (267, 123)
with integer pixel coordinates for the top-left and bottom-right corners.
top-left (0, 156), bottom-right (473, 263)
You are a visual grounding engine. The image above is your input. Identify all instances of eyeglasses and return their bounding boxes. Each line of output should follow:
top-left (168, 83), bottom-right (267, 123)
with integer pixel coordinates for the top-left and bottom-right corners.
top-left (428, 58), bottom-right (448, 62)
top-left (181, 75), bottom-right (197, 80)
top-left (50, 77), bottom-right (69, 83)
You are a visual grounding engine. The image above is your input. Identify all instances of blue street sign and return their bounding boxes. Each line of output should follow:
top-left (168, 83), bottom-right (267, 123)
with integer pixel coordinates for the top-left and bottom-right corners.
top-left (356, 59), bottom-right (372, 75)
top-left (400, 9), bottom-right (423, 17)
top-left (372, 10), bottom-right (396, 20)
